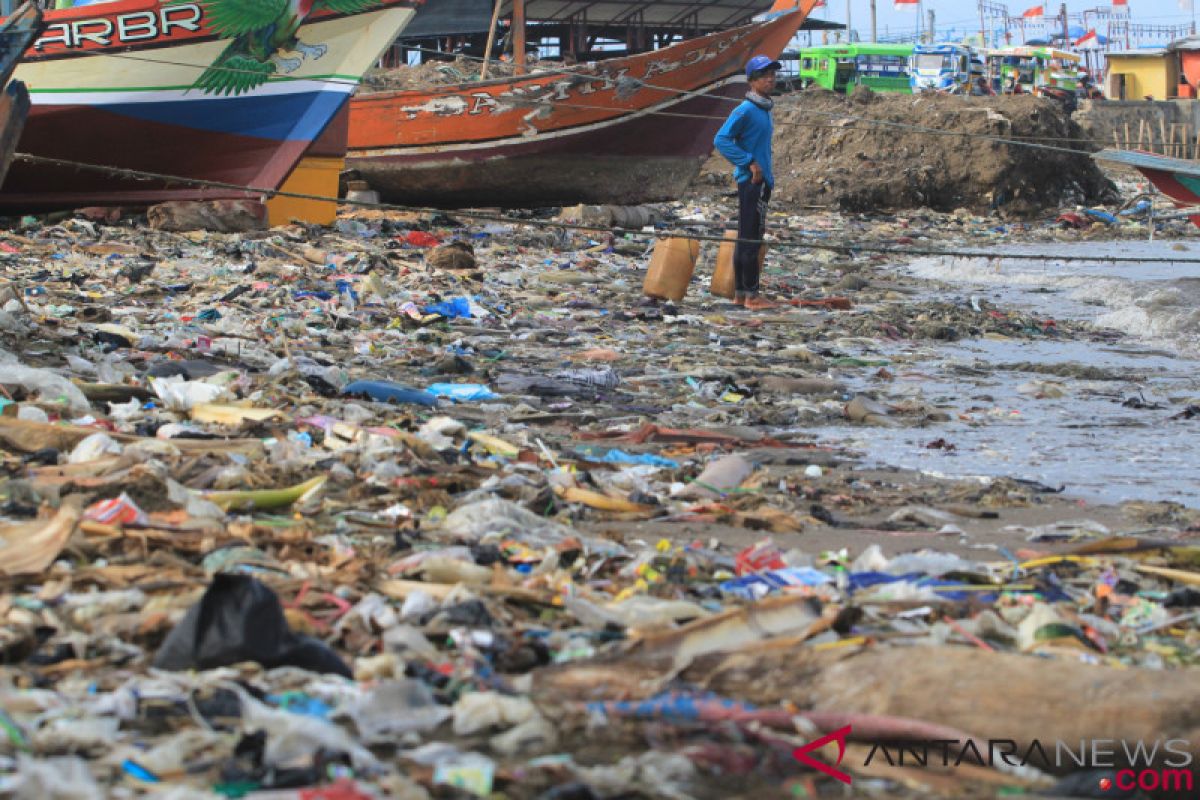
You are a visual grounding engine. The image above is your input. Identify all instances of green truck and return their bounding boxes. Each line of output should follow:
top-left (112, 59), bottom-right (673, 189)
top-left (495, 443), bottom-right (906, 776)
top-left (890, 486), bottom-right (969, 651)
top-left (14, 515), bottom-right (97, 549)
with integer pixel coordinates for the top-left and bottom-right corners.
top-left (791, 43), bottom-right (915, 94)
top-left (986, 46), bottom-right (1080, 104)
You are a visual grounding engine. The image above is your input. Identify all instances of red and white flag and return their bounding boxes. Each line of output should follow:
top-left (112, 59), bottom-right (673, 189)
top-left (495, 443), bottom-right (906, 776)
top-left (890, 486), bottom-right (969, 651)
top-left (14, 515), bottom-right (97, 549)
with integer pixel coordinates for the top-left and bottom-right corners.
top-left (1023, 5), bottom-right (1045, 19)
top-left (894, 0), bottom-right (919, 12)
top-left (1112, 0), bottom-right (1128, 10)
top-left (1179, 0), bottom-right (1192, 11)
top-left (1075, 29), bottom-right (1100, 49)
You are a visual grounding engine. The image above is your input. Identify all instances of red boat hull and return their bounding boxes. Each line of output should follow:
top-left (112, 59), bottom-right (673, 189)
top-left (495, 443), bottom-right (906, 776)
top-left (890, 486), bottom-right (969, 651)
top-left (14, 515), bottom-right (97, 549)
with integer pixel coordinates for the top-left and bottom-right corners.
top-left (3, 104), bottom-right (313, 209)
top-left (350, 80), bottom-right (745, 208)
top-left (347, 5), bottom-right (818, 208)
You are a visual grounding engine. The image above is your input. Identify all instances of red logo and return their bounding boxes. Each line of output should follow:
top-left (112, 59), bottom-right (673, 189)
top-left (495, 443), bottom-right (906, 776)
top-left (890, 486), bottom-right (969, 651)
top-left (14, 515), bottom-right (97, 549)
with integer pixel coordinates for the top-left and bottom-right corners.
top-left (792, 725), bottom-right (853, 785)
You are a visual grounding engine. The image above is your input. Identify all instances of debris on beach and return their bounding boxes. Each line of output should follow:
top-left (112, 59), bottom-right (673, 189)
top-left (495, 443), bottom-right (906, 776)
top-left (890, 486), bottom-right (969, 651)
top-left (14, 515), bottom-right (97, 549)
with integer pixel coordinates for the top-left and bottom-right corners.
top-left (0, 193), bottom-right (1198, 798)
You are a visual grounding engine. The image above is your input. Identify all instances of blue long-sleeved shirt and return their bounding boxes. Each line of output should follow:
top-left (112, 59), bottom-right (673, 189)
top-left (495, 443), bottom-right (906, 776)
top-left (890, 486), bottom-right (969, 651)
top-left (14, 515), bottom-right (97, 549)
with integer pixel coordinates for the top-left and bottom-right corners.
top-left (713, 99), bottom-right (774, 187)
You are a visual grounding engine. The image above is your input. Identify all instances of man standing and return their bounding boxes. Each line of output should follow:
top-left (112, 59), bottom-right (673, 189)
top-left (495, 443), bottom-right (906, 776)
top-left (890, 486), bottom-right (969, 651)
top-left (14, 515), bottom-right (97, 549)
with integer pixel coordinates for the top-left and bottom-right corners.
top-left (714, 54), bottom-right (780, 310)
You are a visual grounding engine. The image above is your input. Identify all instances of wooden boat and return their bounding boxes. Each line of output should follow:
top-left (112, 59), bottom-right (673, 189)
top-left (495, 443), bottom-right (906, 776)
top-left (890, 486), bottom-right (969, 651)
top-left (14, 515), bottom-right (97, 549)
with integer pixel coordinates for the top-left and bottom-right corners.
top-left (346, 1), bottom-right (821, 209)
top-left (0, 3), bottom-right (41, 188)
top-left (1094, 149), bottom-right (1200, 227)
top-left (0, 0), bottom-right (420, 211)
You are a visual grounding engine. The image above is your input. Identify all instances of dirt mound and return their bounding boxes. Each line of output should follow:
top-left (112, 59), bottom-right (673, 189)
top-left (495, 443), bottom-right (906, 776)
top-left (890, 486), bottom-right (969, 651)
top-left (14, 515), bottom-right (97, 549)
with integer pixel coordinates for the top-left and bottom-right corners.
top-left (696, 89), bottom-right (1117, 216)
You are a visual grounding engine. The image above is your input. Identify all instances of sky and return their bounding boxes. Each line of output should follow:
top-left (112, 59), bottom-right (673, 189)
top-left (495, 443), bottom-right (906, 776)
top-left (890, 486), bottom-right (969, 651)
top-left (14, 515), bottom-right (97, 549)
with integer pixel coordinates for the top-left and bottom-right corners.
top-left (809, 0), bottom-right (1200, 43)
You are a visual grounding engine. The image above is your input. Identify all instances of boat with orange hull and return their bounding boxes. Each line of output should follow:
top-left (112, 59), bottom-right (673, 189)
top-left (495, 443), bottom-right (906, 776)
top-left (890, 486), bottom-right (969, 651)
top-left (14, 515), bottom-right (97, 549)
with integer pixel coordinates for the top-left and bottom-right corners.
top-left (346, 1), bottom-right (819, 209)
top-left (0, 0), bottom-right (418, 212)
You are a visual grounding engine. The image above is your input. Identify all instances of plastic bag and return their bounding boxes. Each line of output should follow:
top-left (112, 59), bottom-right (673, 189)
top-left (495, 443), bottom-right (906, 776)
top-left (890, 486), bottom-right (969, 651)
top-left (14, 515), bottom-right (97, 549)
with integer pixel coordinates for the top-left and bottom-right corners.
top-left (150, 375), bottom-right (225, 411)
top-left (341, 380), bottom-right (437, 407)
top-left (0, 365), bottom-right (91, 414)
top-left (441, 497), bottom-right (575, 546)
top-left (423, 297), bottom-right (472, 319)
top-left (339, 680), bottom-right (450, 743)
top-left (68, 432), bottom-right (123, 464)
top-left (426, 383), bottom-right (498, 402)
top-left (153, 574), bottom-right (351, 677)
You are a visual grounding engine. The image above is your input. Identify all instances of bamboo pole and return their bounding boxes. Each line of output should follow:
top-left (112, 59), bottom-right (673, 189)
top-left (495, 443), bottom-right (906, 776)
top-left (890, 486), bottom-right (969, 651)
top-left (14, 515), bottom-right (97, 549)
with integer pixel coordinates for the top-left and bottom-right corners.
top-left (1159, 118), bottom-right (1168, 155)
top-left (1137, 119), bottom-right (1146, 150)
top-left (513, 0), bottom-right (527, 75)
top-left (1124, 121), bottom-right (1131, 150)
top-left (478, 0), bottom-right (504, 80)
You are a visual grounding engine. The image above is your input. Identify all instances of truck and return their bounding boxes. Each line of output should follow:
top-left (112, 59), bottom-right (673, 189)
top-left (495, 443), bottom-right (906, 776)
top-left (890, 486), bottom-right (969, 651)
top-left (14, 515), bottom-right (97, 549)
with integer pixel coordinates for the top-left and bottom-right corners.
top-left (792, 43), bottom-right (914, 94)
top-left (909, 43), bottom-right (980, 94)
top-left (986, 46), bottom-right (1081, 106)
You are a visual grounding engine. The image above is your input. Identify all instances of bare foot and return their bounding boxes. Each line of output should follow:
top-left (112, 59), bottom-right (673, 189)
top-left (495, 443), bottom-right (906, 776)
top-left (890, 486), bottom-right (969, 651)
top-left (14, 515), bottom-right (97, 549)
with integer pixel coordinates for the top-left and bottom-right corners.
top-left (743, 296), bottom-right (778, 311)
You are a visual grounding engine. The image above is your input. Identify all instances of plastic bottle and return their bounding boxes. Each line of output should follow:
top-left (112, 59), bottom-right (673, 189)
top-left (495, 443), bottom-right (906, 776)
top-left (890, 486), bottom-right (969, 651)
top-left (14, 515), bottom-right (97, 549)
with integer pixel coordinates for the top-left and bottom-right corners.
top-left (642, 237), bottom-right (700, 302)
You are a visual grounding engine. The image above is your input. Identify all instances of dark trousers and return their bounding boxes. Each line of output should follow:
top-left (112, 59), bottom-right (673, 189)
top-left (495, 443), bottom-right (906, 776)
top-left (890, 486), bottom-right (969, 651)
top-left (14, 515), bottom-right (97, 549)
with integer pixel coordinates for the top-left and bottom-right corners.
top-left (735, 180), bottom-right (771, 295)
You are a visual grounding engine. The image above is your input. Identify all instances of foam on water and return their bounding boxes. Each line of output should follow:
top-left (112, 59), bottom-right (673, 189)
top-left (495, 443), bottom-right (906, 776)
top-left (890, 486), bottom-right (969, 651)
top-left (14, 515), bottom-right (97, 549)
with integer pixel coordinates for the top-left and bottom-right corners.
top-left (812, 242), bottom-right (1200, 505)
top-left (906, 242), bottom-right (1200, 356)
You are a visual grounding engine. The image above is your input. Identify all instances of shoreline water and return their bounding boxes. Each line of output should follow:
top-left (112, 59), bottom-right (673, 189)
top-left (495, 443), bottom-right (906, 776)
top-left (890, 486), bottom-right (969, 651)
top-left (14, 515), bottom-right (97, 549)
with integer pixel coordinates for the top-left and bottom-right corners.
top-left (829, 240), bottom-right (1200, 505)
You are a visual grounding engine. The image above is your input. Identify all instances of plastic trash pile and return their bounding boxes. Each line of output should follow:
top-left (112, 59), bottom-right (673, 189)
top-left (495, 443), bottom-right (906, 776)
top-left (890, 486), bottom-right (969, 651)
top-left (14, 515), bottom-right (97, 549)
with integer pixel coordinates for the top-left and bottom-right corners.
top-left (0, 201), bottom-right (1198, 798)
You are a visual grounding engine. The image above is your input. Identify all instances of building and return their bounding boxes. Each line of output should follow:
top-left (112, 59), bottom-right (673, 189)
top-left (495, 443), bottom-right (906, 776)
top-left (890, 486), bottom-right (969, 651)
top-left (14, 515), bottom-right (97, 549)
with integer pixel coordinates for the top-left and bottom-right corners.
top-left (1173, 36), bottom-right (1200, 98)
top-left (1105, 48), bottom-right (1176, 100)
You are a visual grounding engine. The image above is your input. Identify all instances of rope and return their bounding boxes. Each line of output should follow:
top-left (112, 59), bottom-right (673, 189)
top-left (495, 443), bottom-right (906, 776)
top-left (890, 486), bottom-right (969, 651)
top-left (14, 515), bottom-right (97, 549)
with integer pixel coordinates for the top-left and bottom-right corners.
top-left (13, 151), bottom-right (1200, 265)
top-left (388, 44), bottom-right (1139, 154)
top-left (94, 38), bottom-right (1123, 158)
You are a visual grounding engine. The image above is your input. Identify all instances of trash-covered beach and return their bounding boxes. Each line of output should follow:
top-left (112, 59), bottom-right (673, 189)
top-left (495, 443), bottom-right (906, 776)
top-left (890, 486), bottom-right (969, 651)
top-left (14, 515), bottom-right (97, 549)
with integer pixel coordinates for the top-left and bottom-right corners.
top-left (2, 169), bottom-right (1200, 799)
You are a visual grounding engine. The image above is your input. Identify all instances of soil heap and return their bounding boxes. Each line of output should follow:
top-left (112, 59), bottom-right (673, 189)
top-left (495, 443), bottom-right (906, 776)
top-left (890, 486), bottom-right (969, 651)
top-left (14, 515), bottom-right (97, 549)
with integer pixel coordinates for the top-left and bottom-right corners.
top-left (695, 88), bottom-right (1117, 216)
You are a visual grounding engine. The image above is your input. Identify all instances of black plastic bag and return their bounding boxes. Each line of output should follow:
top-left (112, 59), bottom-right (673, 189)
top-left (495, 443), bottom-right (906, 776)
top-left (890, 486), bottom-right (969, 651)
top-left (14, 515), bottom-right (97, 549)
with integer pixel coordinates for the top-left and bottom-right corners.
top-left (153, 574), bottom-right (351, 678)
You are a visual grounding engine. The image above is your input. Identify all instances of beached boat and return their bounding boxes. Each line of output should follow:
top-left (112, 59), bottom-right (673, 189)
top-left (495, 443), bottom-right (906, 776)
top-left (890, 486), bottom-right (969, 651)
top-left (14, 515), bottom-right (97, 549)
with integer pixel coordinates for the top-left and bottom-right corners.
top-left (0, 3), bottom-right (41, 189)
top-left (0, 0), bottom-right (419, 211)
top-left (346, 1), bottom-right (820, 209)
top-left (1094, 149), bottom-right (1200, 227)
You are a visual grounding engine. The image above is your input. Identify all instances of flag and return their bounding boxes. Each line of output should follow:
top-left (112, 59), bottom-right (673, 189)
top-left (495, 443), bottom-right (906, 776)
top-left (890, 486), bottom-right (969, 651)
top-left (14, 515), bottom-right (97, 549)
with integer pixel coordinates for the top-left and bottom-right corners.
top-left (1112, 0), bottom-right (1128, 9)
top-left (894, 0), bottom-right (919, 12)
top-left (767, 0), bottom-right (822, 10)
top-left (1180, 0), bottom-right (1193, 11)
top-left (1023, 5), bottom-right (1045, 19)
top-left (1075, 29), bottom-right (1100, 49)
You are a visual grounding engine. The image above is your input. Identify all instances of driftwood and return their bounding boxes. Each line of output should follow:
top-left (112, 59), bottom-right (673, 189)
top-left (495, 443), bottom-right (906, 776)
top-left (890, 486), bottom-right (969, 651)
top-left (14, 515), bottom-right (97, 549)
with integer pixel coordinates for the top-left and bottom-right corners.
top-left (0, 416), bottom-right (264, 457)
top-left (536, 642), bottom-right (1200, 771)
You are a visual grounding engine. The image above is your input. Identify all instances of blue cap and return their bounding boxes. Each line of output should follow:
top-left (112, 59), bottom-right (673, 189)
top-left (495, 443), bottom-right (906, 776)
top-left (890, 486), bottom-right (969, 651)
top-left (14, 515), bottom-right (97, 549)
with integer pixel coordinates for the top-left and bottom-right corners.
top-left (746, 55), bottom-right (782, 78)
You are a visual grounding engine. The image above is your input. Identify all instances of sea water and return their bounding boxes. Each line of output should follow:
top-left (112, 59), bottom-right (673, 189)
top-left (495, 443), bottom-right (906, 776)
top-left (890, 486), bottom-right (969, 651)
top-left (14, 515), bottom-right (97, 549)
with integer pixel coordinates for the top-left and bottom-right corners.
top-left (817, 240), bottom-right (1200, 505)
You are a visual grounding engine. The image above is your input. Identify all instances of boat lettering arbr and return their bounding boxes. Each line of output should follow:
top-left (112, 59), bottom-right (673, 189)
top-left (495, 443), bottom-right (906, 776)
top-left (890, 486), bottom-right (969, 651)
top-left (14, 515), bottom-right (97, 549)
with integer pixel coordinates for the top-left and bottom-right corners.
top-left (35, 4), bottom-right (204, 52)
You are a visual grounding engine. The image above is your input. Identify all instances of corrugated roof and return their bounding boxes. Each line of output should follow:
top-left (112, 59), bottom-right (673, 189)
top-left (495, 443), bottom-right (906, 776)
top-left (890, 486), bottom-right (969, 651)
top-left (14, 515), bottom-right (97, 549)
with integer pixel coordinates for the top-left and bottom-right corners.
top-left (1106, 49), bottom-right (1169, 58)
top-left (395, 1), bottom-right (838, 41)
top-left (498, 0), bottom-right (776, 30)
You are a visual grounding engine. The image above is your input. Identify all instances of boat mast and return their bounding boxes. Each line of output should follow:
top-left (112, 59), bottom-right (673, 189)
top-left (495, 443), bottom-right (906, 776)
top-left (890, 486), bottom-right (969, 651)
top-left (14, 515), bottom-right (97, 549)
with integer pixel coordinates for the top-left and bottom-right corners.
top-left (513, 0), bottom-right (527, 74)
top-left (479, 0), bottom-right (504, 79)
